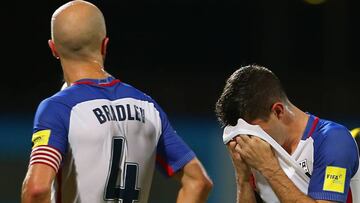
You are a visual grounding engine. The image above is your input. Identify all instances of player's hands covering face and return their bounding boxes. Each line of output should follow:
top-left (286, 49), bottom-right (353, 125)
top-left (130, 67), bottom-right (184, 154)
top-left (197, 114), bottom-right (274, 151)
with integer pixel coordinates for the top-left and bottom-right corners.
top-left (227, 140), bottom-right (252, 183)
top-left (234, 135), bottom-right (281, 175)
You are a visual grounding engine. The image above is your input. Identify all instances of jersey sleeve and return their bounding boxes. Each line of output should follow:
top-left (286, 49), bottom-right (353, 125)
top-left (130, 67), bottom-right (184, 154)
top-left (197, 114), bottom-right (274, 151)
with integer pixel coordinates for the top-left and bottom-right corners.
top-left (308, 126), bottom-right (359, 202)
top-left (154, 105), bottom-right (196, 177)
top-left (29, 98), bottom-right (70, 173)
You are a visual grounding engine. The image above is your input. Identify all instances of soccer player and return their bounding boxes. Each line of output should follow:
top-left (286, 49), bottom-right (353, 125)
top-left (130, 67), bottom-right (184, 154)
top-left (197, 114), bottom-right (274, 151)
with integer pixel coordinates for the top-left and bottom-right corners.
top-left (215, 65), bottom-right (359, 203)
top-left (21, 1), bottom-right (212, 202)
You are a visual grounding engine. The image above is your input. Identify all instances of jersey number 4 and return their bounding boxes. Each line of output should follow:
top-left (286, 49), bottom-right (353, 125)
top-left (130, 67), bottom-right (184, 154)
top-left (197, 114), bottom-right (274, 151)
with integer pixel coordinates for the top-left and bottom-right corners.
top-left (104, 137), bottom-right (140, 202)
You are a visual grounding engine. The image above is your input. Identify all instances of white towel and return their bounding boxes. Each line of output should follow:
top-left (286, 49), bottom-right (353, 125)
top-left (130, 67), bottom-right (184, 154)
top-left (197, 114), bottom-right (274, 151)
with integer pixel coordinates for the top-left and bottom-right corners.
top-left (223, 118), bottom-right (310, 197)
top-left (223, 119), bottom-right (360, 202)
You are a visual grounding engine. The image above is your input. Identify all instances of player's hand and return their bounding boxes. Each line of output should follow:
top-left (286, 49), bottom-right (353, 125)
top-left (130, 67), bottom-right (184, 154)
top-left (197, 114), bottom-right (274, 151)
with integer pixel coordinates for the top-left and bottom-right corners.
top-left (234, 136), bottom-right (281, 176)
top-left (227, 139), bottom-right (252, 183)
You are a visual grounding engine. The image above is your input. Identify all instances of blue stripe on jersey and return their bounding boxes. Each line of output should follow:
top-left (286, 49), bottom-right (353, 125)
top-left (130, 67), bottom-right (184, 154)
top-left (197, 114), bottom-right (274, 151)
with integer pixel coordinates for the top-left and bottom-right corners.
top-left (33, 77), bottom-right (195, 172)
top-left (307, 115), bottom-right (359, 202)
top-left (300, 114), bottom-right (315, 140)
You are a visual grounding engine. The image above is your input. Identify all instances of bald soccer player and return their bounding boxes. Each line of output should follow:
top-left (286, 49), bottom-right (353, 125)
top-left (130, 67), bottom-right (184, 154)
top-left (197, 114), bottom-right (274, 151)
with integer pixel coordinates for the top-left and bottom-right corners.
top-left (21, 1), bottom-right (212, 203)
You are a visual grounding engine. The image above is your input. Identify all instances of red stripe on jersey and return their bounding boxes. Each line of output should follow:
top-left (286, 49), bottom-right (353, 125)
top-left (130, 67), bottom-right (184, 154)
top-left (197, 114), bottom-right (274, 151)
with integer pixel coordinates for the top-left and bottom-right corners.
top-left (72, 79), bottom-right (121, 87)
top-left (307, 117), bottom-right (319, 138)
top-left (72, 81), bottom-right (94, 85)
top-left (31, 152), bottom-right (60, 167)
top-left (156, 155), bottom-right (175, 176)
top-left (347, 188), bottom-right (352, 203)
top-left (31, 147), bottom-right (62, 169)
top-left (99, 79), bottom-right (121, 87)
top-left (30, 156), bottom-right (59, 170)
top-left (30, 160), bottom-right (58, 173)
top-left (30, 155), bottom-right (59, 170)
top-left (32, 146), bottom-right (62, 162)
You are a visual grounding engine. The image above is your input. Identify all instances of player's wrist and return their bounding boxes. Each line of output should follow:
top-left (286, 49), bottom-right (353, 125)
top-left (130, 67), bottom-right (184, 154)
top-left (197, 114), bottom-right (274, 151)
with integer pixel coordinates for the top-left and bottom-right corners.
top-left (260, 164), bottom-right (282, 180)
top-left (235, 171), bottom-right (252, 183)
top-left (257, 154), bottom-right (281, 178)
top-left (236, 177), bottom-right (251, 187)
top-left (236, 175), bottom-right (254, 197)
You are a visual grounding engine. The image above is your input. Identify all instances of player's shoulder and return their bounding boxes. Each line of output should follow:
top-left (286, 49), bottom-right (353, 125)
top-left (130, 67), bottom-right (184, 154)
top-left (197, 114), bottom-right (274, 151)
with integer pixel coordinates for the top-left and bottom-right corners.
top-left (37, 81), bottom-right (160, 114)
top-left (116, 82), bottom-right (155, 102)
top-left (316, 118), bottom-right (351, 140)
top-left (41, 85), bottom-right (82, 108)
top-left (116, 82), bottom-right (168, 116)
top-left (36, 89), bottom-right (75, 116)
top-left (312, 117), bottom-right (359, 176)
top-left (313, 118), bottom-right (355, 151)
top-left (36, 84), bottom-right (92, 113)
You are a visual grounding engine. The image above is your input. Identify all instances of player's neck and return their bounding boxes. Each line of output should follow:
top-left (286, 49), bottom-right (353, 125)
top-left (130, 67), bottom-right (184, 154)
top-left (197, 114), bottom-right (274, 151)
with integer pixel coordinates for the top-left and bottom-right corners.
top-left (60, 58), bottom-right (110, 85)
top-left (283, 106), bottom-right (309, 154)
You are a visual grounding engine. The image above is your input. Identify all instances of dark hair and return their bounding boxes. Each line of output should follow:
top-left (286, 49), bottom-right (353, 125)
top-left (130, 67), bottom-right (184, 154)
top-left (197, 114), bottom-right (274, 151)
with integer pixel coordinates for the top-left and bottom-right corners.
top-left (215, 64), bottom-right (288, 126)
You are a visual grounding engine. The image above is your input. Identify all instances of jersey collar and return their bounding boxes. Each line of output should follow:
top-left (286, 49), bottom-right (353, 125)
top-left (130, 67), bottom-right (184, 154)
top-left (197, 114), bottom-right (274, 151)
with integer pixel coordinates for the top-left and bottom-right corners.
top-left (301, 113), bottom-right (319, 140)
top-left (72, 76), bottom-right (121, 87)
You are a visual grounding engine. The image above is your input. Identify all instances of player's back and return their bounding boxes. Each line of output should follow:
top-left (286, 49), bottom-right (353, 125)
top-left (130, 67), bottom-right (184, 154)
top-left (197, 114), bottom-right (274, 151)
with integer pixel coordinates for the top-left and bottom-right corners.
top-left (33, 77), bottom-right (164, 203)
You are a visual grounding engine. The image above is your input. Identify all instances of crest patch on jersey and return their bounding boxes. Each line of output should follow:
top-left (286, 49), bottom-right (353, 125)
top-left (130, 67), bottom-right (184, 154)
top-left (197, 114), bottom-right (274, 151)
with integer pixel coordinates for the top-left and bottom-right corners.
top-left (299, 159), bottom-right (309, 173)
top-left (32, 130), bottom-right (51, 149)
top-left (323, 166), bottom-right (346, 193)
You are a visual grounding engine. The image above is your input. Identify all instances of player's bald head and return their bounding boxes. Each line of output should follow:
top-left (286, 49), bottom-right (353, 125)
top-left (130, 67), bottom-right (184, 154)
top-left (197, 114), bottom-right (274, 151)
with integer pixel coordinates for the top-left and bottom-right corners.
top-left (51, 0), bottom-right (106, 59)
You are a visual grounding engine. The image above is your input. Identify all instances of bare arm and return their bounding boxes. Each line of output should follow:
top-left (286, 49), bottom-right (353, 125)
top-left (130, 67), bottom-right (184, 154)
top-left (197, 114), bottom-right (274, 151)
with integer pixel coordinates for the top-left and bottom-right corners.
top-left (227, 140), bottom-right (256, 203)
top-left (21, 164), bottom-right (56, 203)
top-left (235, 176), bottom-right (257, 203)
top-left (236, 136), bottom-right (335, 203)
top-left (173, 158), bottom-right (213, 203)
top-left (261, 163), bottom-right (333, 203)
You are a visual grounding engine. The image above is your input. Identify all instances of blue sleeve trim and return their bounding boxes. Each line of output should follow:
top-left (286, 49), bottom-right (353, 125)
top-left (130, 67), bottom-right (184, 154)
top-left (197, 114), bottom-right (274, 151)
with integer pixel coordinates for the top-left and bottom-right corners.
top-left (170, 151), bottom-right (196, 174)
top-left (309, 192), bottom-right (346, 202)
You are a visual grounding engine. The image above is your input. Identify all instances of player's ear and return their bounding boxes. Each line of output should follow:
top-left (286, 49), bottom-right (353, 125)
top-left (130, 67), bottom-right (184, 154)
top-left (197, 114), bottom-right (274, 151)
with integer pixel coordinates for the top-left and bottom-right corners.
top-left (101, 37), bottom-right (109, 56)
top-left (48, 39), bottom-right (60, 59)
top-left (271, 102), bottom-right (285, 120)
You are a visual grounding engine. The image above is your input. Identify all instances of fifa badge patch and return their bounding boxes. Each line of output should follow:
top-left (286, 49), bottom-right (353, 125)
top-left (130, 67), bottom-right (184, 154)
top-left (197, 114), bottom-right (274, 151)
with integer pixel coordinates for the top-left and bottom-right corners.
top-left (32, 130), bottom-right (51, 149)
top-left (323, 166), bottom-right (346, 193)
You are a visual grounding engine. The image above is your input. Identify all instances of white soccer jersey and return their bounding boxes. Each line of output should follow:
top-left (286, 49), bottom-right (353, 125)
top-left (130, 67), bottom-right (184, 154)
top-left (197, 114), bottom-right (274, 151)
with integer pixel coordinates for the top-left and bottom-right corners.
top-left (29, 77), bottom-right (195, 203)
top-left (252, 115), bottom-right (359, 203)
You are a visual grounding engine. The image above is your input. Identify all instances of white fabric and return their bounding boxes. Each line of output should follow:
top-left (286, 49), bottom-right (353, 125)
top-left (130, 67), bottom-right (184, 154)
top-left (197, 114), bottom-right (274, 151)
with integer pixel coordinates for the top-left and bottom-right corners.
top-left (61, 82), bottom-right (68, 90)
top-left (50, 97), bottom-right (163, 203)
top-left (65, 98), bottom-right (162, 203)
top-left (223, 118), bottom-right (360, 202)
top-left (223, 118), bottom-right (310, 201)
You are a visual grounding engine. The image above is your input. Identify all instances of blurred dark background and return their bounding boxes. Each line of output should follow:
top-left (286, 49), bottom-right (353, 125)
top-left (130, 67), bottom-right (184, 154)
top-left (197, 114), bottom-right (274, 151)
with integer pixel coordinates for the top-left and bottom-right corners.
top-left (1, 0), bottom-right (359, 202)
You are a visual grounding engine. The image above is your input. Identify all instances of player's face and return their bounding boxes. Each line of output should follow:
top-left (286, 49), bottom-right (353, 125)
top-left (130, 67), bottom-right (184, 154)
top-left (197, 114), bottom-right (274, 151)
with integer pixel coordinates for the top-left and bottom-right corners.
top-left (250, 114), bottom-right (287, 145)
